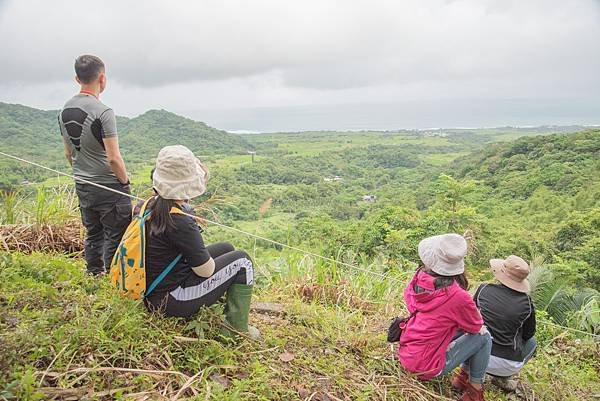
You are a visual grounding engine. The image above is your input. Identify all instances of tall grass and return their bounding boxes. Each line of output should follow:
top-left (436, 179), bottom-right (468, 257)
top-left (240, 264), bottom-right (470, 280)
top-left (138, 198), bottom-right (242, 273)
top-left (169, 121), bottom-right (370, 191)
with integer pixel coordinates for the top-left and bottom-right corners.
top-left (30, 185), bottom-right (78, 225)
top-left (255, 248), bottom-right (412, 310)
top-left (0, 190), bottom-right (20, 224)
top-left (0, 185), bottom-right (78, 226)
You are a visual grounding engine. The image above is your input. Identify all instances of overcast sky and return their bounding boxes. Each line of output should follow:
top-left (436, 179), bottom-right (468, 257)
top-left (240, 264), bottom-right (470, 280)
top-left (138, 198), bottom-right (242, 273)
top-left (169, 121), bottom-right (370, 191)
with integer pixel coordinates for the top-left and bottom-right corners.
top-left (1, 0), bottom-right (599, 131)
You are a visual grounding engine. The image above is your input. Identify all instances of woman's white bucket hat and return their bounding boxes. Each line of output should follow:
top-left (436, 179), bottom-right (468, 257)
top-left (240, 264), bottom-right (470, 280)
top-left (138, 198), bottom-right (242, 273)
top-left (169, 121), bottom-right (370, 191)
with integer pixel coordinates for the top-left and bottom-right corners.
top-left (418, 233), bottom-right (468, 276)
top-left (152, 145), bottom-right (208, 200)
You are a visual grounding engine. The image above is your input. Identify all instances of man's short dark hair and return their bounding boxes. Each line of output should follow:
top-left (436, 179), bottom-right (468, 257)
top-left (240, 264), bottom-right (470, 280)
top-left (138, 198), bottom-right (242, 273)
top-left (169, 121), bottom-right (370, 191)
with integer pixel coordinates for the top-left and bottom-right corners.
top-left (74, 55), bottom-right (105, 84)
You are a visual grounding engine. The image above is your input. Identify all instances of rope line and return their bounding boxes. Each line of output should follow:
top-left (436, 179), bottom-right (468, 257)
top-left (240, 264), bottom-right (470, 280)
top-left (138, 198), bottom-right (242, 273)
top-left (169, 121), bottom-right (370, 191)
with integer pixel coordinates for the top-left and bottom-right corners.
top-left (0, 150), bottom-right (597, 339)
top-left (542, 320), bottom-right (598, 338)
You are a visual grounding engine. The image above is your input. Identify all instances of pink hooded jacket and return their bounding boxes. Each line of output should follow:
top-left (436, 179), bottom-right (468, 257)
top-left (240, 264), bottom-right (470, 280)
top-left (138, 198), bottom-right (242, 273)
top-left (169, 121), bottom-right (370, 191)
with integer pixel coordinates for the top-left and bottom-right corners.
top-left (398, 270), bottom-right (483, 379)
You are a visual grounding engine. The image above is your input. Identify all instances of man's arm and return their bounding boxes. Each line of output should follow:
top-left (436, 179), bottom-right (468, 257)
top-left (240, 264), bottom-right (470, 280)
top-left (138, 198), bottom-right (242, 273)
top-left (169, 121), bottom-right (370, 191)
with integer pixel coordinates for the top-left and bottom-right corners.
top-left (58, 114), bottom-right (73, 166)
top-left (62, 136), bottom-right (73, 166)
top-left (99, 108), bottom-right (128, 184)
top-left (103, 137), bottom-right (129, 184)
top-left (522, 304), bottom-right (536, 340)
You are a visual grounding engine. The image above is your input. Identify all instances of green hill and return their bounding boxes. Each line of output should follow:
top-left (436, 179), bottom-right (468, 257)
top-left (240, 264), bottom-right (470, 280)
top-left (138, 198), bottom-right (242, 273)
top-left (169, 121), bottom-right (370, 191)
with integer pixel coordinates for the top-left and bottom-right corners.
top-left (455, 130), bottom-right (600, 198)
top-left (450, 130), bottom-right (600, 290)
top-left (0, 102), bottom-right (251, 186)
top-left (118, 109), bottom-right (252, 160)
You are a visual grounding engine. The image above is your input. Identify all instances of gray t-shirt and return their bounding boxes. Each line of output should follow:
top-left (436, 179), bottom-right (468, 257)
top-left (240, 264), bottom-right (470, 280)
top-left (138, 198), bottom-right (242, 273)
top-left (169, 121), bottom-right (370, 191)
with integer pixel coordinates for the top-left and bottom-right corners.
top-left (58, 93), bottom-right (119, 184)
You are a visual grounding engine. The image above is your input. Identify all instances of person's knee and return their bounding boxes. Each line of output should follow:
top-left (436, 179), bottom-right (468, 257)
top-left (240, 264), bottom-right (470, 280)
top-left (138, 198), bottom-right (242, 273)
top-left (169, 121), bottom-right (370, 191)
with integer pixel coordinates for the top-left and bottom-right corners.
top-left (479, 332), bottom-right (492, 350)
top-left (224, 250), bottom-right (252, 264)
top-left (213, 249), bottom-right (254, 285)
top-left (217, 242), bottom-right (235, 253)
top-left (207, 242), bottom-right (236, 258)
top-left (85, 227), bottom-right (104, 241)
top-left (527, 337), bottom-right (538, 350)
top-left (524, 337), bottom-right (537, 360)
top-left (240, 250), bottom-right (253, 261)
top-left (230, 250), bottom-right (253, 285)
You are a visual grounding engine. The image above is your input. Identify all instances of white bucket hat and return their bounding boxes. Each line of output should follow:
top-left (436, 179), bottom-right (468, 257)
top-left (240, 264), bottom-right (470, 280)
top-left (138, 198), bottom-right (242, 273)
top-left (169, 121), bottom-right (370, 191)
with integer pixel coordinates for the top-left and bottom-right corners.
top-left (418, 233), bottom-right (468, 276)
top-left (152, 145), bottom-right (208, 200)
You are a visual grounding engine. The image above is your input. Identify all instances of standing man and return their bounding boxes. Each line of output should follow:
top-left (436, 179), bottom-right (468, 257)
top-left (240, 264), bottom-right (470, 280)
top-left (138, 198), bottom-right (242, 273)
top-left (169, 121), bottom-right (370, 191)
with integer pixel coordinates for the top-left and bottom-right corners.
top-left (58, 55), bottom-right (132, 276)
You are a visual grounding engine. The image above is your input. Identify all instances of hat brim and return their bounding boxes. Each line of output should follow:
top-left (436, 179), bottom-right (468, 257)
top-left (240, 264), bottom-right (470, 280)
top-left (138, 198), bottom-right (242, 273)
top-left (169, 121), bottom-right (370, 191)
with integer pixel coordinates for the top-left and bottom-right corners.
top-left (418, 235), bottom-right (465, 276)
top-left (489, 259), bottom-right (530, 293)
top-left (152, 158), bottom-right (207, 200)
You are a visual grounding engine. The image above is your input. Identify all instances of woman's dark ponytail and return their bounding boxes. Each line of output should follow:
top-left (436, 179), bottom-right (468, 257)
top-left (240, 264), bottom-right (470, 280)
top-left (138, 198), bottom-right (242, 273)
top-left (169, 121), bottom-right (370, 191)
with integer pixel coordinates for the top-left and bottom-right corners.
top-left (148, 196), bottom-right (177, 236)
top-left (419, 265), bottom-right (470, 291)
top-left (433, 272), bottom-right (468, 291)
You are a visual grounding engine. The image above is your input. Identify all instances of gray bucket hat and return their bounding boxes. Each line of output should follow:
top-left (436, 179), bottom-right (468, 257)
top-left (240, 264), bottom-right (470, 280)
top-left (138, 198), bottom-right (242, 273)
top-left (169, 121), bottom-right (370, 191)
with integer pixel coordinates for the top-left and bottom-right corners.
top-left (418, 233), bottom-right (468, 276)
top-left (152, 145), bottom-right (208, 200)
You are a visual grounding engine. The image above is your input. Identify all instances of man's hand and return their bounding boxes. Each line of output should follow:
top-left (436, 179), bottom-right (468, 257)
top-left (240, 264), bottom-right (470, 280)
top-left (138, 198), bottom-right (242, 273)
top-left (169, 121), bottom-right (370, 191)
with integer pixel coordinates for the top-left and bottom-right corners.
top-left (103, 137), bottom-right (129, 184)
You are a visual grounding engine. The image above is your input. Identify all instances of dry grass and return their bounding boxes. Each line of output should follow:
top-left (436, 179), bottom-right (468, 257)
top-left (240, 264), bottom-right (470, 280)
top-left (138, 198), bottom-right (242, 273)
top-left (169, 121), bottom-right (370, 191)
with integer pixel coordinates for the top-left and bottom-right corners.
top-left (297, 280), bottom-right (380, 313)
top-left (0, 222), bottom-right (83, 254)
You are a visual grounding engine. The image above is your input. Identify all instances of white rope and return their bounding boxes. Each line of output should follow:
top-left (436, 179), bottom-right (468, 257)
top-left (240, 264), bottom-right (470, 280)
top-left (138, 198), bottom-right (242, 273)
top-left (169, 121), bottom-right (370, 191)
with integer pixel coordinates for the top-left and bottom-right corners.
top-left (1, 150), bottom-right (598, 339)
top-left (543, 320), bottom-right (598, 338)
top-left (0, 151), bottom-right (397, 282)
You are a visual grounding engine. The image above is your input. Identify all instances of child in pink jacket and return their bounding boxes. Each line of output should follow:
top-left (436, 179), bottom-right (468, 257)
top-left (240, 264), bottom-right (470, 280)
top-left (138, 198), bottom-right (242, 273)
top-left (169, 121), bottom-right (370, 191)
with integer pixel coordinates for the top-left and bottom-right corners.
top-left (398, 234), bottom-right (492, 401)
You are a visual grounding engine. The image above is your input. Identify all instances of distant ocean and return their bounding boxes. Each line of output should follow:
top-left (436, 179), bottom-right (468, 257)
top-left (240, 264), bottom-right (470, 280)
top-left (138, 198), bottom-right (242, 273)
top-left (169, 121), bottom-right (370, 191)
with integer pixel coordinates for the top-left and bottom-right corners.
top-left (179, 98), bottom-right (600, 133)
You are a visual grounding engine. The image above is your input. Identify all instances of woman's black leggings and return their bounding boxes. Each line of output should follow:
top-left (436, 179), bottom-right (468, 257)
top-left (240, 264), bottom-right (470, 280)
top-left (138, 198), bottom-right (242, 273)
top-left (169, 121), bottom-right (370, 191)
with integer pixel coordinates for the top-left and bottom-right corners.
top-left (146, 242), bottom-right (253, 318)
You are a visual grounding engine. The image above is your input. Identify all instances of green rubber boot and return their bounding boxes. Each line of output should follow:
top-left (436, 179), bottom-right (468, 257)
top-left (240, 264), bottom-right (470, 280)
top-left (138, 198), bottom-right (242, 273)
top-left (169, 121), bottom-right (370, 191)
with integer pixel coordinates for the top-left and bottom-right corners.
top-left (223, 283), bottom-right (261, 340)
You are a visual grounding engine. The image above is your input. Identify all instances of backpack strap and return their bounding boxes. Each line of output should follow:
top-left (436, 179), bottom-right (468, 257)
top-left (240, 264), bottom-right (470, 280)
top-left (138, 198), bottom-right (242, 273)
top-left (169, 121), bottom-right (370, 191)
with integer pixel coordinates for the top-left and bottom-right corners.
top-left (142, 204), bottom-right (190, 299)
top-left (170, 206), bottom-right (185, 215)
top-left (399, 310), bottom-right (418, 330)
top-left (138, 197), bottom-right (154, 218)
top-left (144, 254), bottom-right (182, 298)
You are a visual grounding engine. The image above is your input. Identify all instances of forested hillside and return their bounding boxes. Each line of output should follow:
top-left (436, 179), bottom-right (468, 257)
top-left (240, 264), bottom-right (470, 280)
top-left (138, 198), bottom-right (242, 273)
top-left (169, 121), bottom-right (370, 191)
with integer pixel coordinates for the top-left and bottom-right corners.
top-left (209, 130), bottom-right (599, 285)
top-left (0, 102), bottom-right (251, 186)
top-left (118, 109), bottom-right (252, 159)
top-left (454, 131), bottom-right (600, 289)
top-left (457, 130), bottom-right (600, 197)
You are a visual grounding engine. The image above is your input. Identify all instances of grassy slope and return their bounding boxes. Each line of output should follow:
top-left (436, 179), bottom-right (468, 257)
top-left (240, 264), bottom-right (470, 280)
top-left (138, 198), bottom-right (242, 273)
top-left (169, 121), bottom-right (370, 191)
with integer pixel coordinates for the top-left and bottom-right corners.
top-left (1, 253), bottom-right (598, 401)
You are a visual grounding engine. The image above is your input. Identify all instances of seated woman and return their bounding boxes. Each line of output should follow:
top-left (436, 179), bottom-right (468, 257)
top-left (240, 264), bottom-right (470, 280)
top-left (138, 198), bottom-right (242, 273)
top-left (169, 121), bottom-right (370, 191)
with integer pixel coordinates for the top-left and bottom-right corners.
top-left (398, 234), bottom-right (492, 401)
top-left (474, 255), bottom-right (536, 392)
top-left (143, 145), bottom-right (259, 339)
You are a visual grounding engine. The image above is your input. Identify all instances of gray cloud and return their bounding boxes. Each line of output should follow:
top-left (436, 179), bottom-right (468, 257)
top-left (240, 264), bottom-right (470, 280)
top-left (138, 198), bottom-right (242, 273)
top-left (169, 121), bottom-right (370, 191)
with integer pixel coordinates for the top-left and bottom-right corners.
top-left (0, 0), bottom-right (599, 130)
top-left (1, 0), bottom-right (599, 89)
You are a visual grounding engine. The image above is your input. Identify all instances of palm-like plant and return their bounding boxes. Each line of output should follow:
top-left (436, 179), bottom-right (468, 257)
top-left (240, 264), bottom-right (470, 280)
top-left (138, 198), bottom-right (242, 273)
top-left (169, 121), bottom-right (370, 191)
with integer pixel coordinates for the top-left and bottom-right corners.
top-left (529, 256), bottom-right (599, 334)
top-left (570, 293), bottom-right (600, 335)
